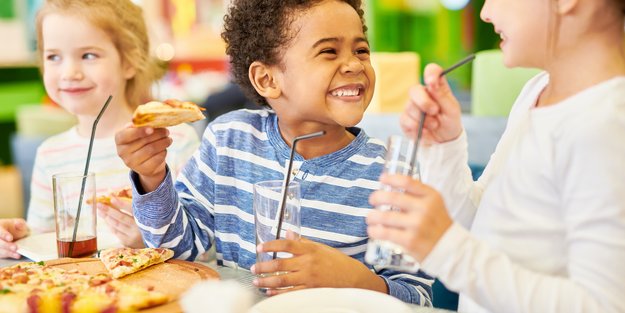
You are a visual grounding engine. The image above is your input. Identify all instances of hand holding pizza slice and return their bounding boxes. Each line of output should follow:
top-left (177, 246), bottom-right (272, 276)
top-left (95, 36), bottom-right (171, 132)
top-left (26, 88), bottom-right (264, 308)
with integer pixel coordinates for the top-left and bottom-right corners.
top-left (132, 99), bottom-right (205, 128)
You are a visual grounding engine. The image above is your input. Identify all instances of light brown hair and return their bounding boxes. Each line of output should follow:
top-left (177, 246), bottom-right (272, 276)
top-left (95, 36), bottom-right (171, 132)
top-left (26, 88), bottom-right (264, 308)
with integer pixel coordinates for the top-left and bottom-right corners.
top-left (35, 0), bottom-right (163, 108)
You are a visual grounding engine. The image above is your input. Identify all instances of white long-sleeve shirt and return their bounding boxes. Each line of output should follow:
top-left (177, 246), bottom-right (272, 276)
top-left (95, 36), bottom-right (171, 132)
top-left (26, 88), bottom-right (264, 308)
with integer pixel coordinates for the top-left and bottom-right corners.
top-left (419, 73), bottom-right (625, 313)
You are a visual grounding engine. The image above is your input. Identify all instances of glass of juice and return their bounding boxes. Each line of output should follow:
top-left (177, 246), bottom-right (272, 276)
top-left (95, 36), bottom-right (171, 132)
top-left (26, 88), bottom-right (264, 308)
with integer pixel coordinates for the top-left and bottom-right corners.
top-left (52, 172), bottom-right (98, 258)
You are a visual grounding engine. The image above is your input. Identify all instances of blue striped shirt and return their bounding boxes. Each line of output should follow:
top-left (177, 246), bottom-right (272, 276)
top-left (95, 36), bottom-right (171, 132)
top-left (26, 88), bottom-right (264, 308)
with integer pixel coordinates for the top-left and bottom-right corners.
top-left (131, 109), bottom-right (433, 305)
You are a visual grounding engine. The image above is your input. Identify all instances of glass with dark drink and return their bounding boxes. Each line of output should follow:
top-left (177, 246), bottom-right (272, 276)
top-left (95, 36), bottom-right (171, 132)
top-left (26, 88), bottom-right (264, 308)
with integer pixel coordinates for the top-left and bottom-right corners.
top-left (53, 172), bottom-right (98, 258)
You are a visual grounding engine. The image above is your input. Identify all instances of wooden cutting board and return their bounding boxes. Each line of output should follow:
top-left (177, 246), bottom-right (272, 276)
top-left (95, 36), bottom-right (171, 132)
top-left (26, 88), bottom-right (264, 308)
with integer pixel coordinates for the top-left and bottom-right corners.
top-left (46, 257), bottom-right (220, 312)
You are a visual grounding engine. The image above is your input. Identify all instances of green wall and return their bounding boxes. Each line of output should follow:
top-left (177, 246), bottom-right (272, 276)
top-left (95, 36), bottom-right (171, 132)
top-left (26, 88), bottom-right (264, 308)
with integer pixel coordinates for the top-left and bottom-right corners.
top-left (366, 0), bottom-right (499, 88)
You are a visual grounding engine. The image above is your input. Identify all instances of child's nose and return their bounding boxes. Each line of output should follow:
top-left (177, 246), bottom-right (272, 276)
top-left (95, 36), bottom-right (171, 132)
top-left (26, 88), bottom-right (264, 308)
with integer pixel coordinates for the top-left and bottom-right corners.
top-left (61, 61), bottom-right (84, 81)
top-left (480, 0), bottom-right (492, 23)
top-left (341, 56), bottom-right (364, 75)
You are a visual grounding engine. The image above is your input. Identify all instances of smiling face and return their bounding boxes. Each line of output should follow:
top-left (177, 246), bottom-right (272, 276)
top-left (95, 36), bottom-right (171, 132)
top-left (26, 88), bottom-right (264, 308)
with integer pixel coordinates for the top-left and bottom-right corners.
top-left (480, 0), bottom-right (551, 68)
top-left (269, 0), bottom-right (375, 128)
top-left (41, 13), bottom-right (133, 117)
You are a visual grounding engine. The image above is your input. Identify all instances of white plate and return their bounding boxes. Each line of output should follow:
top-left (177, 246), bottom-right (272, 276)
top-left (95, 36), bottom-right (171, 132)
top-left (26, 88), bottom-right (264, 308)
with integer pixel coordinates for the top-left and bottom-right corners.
top-left (16, 228), bottom-right (123, 261)
top-left (249, 288), bottom-right (412, 313)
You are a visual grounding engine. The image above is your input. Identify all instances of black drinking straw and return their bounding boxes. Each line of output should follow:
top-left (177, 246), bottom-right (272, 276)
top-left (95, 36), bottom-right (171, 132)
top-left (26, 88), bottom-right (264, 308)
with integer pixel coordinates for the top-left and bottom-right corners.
top-left (272, 130), bottom-right (325, 260)
top-left (408, 54), bottom-right (476, 176)
top-left (68, 95), bottom-right (112, 257)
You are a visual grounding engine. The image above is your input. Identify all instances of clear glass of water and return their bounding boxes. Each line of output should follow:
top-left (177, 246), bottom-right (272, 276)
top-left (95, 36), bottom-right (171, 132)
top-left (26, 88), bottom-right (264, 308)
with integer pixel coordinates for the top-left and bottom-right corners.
top-left (365, 135), bottom-right (420, 272)
top-left (253, 180), bottom-right (301, 290)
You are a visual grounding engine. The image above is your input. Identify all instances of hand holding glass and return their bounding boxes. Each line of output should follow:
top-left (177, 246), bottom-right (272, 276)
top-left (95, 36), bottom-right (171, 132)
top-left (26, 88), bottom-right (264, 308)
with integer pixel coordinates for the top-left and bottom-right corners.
top-left (365, 136), bottom-right (420, 272)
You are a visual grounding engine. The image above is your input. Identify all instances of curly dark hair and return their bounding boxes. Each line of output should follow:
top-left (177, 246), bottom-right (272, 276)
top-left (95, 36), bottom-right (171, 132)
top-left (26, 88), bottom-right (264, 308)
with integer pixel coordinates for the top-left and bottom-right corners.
top-left (222, 0), bottom-right (366, 107)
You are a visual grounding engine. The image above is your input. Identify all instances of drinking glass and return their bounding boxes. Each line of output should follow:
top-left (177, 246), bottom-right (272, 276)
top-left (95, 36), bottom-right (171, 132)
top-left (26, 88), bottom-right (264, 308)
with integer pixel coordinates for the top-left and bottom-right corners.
top-left (53, 172), bottom-right (98, 258)
top-left (365, 135), bottom-right (420, 272)
top-left (253, 180), bottom-right (301, 289)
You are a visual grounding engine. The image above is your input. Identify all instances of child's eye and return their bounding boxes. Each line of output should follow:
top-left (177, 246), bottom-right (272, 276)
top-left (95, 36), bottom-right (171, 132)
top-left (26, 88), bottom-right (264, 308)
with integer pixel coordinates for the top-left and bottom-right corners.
top-left (82, 52), bottom-right (98, 60)
top-left (320, 48), bottom-right (337, 55)
top-left (45, 54), bottom-right (60, 62)
top-left (355, 47), bottom-right (370, 55)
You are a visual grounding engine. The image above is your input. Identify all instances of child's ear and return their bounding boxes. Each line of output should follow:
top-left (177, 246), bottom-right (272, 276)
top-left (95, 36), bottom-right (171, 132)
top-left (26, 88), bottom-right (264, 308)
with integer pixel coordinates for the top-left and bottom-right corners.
top-left (123, 62), bottom-right (136, 80)
top-left (249, 61), bottom-right (281, 99)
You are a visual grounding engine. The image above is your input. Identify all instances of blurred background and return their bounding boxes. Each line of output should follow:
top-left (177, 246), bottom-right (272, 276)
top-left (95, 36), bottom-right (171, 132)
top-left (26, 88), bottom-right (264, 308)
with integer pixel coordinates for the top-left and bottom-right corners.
top-left (0, 0), bottom-right (505, 163)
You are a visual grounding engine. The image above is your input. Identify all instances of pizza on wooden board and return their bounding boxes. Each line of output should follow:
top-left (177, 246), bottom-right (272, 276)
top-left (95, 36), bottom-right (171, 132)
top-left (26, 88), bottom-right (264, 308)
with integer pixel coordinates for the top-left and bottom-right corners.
top-left (0, 261), bottom-right (168, 313)
top-left (99, 247), bottom-right (175, 279)
top-left (132, 99), bottom-right (205, 128)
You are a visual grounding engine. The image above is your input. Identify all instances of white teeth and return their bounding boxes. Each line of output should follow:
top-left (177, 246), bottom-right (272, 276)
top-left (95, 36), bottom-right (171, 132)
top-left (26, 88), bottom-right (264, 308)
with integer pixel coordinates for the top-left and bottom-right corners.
top-left (331, 88), bottom-right (360, 97)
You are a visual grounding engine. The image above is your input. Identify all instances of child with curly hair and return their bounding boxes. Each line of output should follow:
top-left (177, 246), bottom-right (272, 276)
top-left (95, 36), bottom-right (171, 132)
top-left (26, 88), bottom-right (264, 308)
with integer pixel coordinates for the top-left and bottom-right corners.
top-left (115, 0), bottom-right (433, 305)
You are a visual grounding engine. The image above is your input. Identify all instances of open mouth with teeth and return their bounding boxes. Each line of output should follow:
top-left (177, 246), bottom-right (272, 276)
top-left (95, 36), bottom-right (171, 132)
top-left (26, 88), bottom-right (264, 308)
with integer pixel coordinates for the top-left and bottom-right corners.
top-left (329, 87), bottom-right (363, 98)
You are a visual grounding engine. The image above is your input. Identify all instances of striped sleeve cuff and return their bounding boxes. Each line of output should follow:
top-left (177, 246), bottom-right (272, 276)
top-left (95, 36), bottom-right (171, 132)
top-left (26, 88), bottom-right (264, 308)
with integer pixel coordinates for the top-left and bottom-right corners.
top-left (381, 275), bottom-right (424, 305)
top-left (130, 167), bottom-right (178, 225)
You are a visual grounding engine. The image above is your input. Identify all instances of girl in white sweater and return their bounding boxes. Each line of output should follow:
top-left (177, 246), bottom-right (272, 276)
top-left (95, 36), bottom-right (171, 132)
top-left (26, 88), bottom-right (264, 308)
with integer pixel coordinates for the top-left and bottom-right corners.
top-left (367, 0), bottom-right (625, 312)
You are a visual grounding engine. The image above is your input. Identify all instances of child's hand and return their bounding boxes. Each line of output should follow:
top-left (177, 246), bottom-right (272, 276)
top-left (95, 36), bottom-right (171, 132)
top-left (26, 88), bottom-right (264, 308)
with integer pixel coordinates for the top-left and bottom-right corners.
top-left (251, 238), bottom-right (387, 296)
top-left (367, 174), bottom-right (453, 262)
top-left (401, 64), bottom-right (463, 144)
top-left (115, 124), bottom-right (172, 192)
top-left (97, 198), bottom-right (145, 248)
top-left (0, 218), bottom-right (30, 259)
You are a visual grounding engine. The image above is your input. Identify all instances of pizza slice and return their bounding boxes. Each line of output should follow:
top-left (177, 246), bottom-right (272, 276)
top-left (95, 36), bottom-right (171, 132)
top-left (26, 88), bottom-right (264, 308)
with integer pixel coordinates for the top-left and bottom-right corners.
top-left (99, 247), bottom-right (175, 279)
top-left (88, 187), bottom-right (132, 208)
top-left (132, 99), bottom-right (205, 128)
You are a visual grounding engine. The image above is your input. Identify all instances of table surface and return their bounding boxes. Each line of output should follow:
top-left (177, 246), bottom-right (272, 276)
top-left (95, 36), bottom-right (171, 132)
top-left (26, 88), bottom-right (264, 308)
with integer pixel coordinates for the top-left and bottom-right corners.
top-left (0, 257), bottom-right (452, 313)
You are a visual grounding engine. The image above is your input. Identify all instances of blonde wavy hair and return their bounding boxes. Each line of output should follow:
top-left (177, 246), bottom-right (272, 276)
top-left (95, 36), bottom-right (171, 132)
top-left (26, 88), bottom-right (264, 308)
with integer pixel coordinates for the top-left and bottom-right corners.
top-left (35, 0), bottom-right (164, 108)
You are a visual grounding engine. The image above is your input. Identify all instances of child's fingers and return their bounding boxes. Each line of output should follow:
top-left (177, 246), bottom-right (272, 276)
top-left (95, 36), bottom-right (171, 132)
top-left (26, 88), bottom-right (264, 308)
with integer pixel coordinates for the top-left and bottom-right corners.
top-left (257, 239), bottom-right (309, 256)
top-left (0, 232), bottom-right (20, 259)
top-left (378, 174), bottom-right (431, 197)
top-left (100, 209), bottom-right (135, 233)
top-left (367, 224), bottom-right (412, 248)
top-left (407, 85), bottom-right (439, 118)
top-left (251, 257), bottom-right (297, 275)
top-left (115, 126), bottom-right (153, 145)
top-left (423, 63), bottom-right (445, 88)
top-left (11, 219), bottom-right (29, 239)
top-left (423, 63), bottom-right (459, 113)
top-left (255, 273), bottom-right (302, 291)
top-left (109, 197), bottom-right (133, 216)
top-left (369, 189), bottom-right (427, 215)
top-left (138, 151), bottom-right (168, 176)
top-left (0, 227), bottom-right (13, 242)
top-left (118, 130), bottom-right (170, 158)
top-left (366, 210), bottom-right (419, 229)
top-left (0, 246), bottom-right (21, 259)
top-left (265, 285), bottom-right (306, 297)
top-left (124, 137), bottom-right (171, 170)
